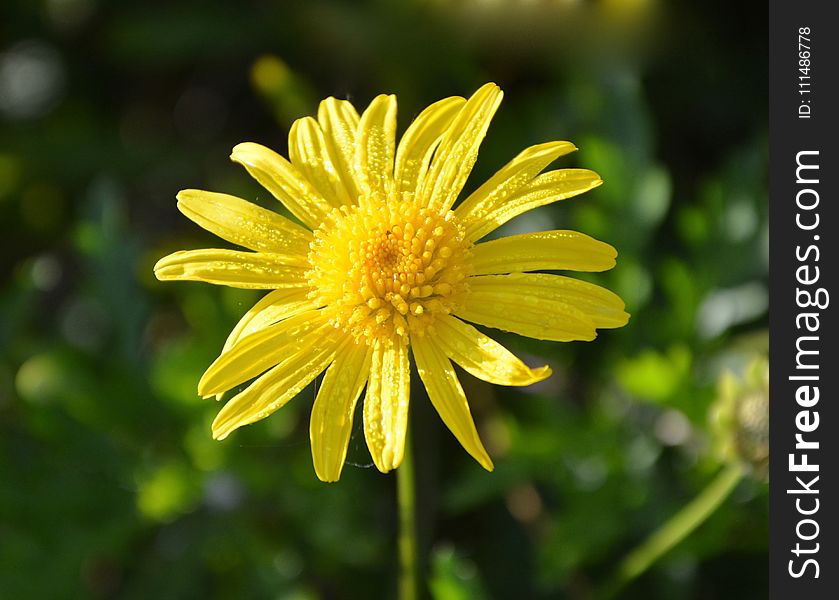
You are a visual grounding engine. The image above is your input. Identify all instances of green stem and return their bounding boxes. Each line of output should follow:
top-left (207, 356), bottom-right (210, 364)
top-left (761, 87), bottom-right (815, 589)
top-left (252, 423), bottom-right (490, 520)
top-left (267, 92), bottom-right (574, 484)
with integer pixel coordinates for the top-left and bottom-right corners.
top-left (603, 463), bottom-right (743, 598)
top-left (397, 424), bottom-right (418, 600)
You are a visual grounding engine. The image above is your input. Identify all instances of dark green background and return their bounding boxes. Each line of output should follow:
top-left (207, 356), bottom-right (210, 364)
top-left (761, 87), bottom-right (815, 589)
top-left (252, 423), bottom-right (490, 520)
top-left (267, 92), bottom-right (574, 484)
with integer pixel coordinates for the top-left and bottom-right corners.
top-left (1, 1), bottom-right (767, 598)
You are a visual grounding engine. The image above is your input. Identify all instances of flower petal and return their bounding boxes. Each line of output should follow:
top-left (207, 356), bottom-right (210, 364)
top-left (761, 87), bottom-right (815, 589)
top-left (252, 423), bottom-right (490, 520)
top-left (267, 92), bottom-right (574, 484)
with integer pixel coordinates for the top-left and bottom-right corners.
top-left (434, 315), bottom-right (551, 386)
top-left (356, 94), bottom-right (397, 197)
top-left (220, 288), bottom-right (316, 355)
top-left (154, 249), bottom-right (309, 289)
top-left (394, 96), bottom-right (465, 196)
top-left (318, 97), bottom-right (362, 204)
top-left (454, 141), bottom-right (576, 225)
top-left (211, 326), bottom-right (345, 440)
top-left (176, 189), bottom-right (312, 255)
top-left (420, 83), bottom-right (503, 214)
top-left (455, 273), bottom-right (629, 342)
top-left (412, 332), bottom-right (493, 471)
top-left (230, 142), bottom-right (334, 229)
top-left (310, 339), bottom-right (372, 482)
top-left (288, 117), bottom-right (353, 207)
top-left (363, 340), bottom-right (410, 473)
top-left (470, 230), bottom-right (617, 275)
top-left (198, 309), bottom-right (329, 396)
top-left (462, 169), bottom-right (603, 242)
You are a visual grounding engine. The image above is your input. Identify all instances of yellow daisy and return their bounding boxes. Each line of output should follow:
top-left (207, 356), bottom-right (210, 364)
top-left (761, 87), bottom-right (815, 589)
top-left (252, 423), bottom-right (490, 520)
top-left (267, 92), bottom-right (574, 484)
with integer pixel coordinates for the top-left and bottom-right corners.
top-left (154, 83), bottom-right (629, 482)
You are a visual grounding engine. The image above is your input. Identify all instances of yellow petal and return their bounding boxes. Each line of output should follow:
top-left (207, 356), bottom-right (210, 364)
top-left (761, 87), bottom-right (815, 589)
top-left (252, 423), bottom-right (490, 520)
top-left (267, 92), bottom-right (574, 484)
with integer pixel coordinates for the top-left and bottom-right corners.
top-left (318, 97), bottom-right (362, 204)
top-left (394, 96), bottom-right (465, 196)
top-left (434, 315), bottom-right (551, 386)
top-left (220, 288), bottom-right (316, 355)
top-left (462, 169), bottom-right (603, 242)
top-left (470, 230), bottom-right (617, 275)
top-left (288, 117), bottom-right (352, 207)
top-left (455, 273), bottom-right (629, 342)
top-left (212, 326), bottom-right (345, 440)
top-left (153, 249), bottom-right (309, 289)
top-left (230, 142), bottom-right (334, 229)
top-left (310, 338), bottom-right (372, 482)
top-left (363, 340), bottom-right (410, 473)
top-left (412, 333), bottom-right (493, 471)
top-left (176, 189), bottom-right (312, 255)
top-left (420, 83), bottom-right (503, 214)
top-left (454, 141), bottom-right (576, 224)
top-left (198, 310), bottom-right (329, 396)
top-left (356, 94), bottom-right (397, 197)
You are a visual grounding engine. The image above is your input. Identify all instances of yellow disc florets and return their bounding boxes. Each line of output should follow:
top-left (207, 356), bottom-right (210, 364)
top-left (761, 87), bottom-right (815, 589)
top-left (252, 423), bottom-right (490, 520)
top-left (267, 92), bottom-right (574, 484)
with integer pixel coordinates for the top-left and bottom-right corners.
top-left (307, 193), bottom-right (471, 345)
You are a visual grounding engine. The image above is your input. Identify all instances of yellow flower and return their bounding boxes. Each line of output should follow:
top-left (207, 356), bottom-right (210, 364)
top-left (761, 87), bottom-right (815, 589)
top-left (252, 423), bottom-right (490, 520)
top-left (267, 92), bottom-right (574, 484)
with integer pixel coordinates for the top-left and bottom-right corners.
top-left (154, 83), bottom-right (629, 482)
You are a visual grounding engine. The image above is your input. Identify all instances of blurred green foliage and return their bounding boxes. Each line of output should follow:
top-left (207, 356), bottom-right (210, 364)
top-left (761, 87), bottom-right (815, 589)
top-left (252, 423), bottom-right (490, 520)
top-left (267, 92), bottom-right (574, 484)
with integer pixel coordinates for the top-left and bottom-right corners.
top-left (1, 0), bottom-right (767, 598)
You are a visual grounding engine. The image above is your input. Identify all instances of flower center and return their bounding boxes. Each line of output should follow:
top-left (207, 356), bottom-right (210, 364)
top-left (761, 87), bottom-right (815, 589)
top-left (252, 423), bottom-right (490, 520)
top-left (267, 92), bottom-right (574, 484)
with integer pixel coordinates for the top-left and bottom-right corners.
top-left (307, 194), bottom-right (471, 345)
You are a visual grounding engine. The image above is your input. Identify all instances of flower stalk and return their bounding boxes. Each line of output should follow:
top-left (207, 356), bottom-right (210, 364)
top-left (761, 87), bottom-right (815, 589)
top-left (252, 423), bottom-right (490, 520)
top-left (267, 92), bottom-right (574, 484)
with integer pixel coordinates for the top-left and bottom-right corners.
top-left (602, 463), bottom-right (743, 598)
top-left (397, 422), bottom-right (418, 600)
